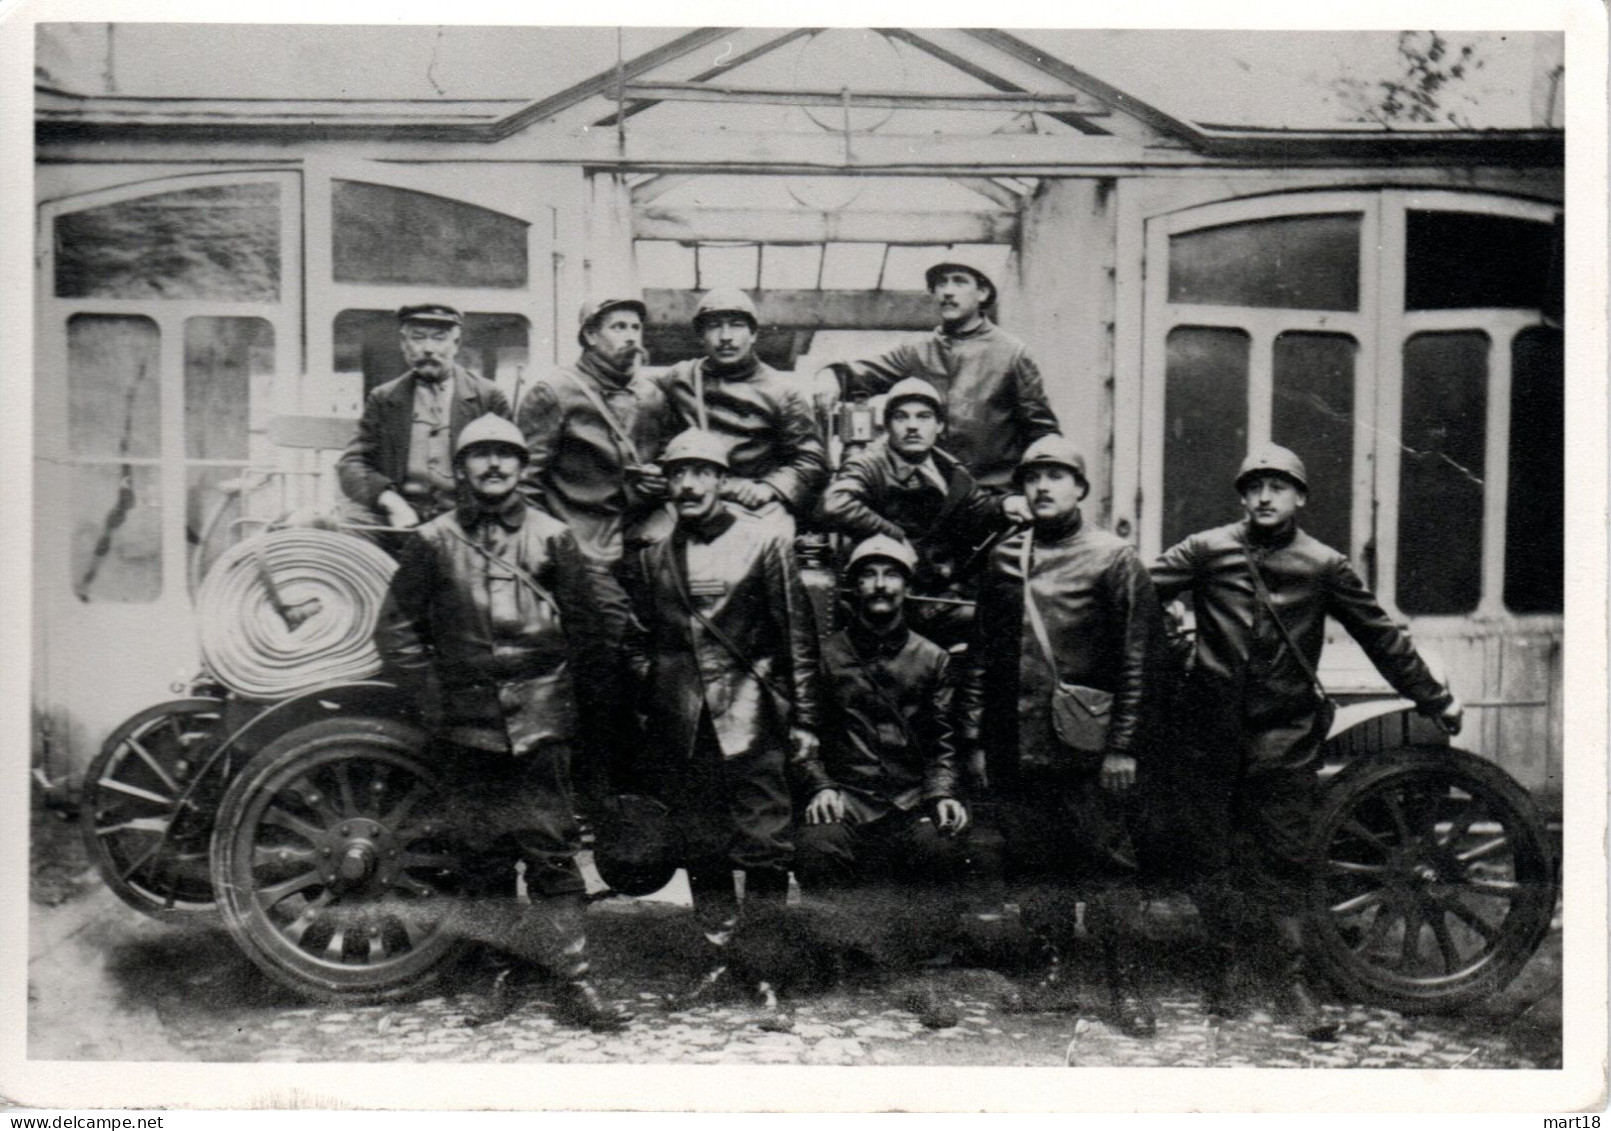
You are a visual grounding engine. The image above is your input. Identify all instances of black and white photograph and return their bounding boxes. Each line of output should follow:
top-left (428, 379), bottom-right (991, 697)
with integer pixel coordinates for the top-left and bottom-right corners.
top-left (7, 1), bottom-right (1606, 1114)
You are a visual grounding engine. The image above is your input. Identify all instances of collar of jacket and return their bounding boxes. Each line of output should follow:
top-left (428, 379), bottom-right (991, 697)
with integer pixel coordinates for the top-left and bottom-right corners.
top-left (676, 502), bottom-right (737, 544)
top-left (935, 318), bottom-right (995, 345)
top-left (458, 491), bottom-right (527, 532)
top-left (701, 355), bottom-right (760, 383)
top-left (884, 438), bottom-right (964, 479)
top-left (1240, 517), bottom-right (1299, 551)
top-left (846, 615), bottom-right (910, 658)
top-left (1032, 507), bottom-right (1083, 545)
top-left (575, 348), bottom-right (636, 391)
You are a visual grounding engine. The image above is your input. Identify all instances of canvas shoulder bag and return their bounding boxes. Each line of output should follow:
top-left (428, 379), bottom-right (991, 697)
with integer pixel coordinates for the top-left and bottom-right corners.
top-left (1019, 536), bottom-right (1113, 757)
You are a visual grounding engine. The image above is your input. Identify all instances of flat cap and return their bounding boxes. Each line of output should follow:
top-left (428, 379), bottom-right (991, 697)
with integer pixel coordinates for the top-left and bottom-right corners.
top-left (397, 303), bottom-right (463, 327)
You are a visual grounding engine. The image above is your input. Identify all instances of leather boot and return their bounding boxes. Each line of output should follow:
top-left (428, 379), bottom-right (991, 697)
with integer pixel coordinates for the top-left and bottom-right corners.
top-left (743, 867), bottom-right (791, 907)
top-left (1102, 939), bottom-right (1158, 1039)
top-left (1273, 915), bottom-right (1337, 1041)
top-left (1003, 933), bottom-right (1081, 1014)
top-left (665, 867), bottom-right (740, 1011)
top-left (1204, 943), bottom-right (1246, 1020)
top-left (539, 893), bottom-right (634, 1032)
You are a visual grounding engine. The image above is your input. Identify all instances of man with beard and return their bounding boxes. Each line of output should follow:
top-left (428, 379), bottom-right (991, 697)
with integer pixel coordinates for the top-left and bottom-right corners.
top-left (818, 377), bottom-right (1013, 648)
top-left (960, 436), bottom-right (1162, 1037)
top-left (655, 289), bottom-right (828, 532)
top-left (819, 261), bottom-right (1060, 498)
top-left (375, 413), bottom-right (632, 1032)
top-left (1150, 444), bottom-right (1463, 1040)
top-left (339, 304), bottom-right (511, 534)
top-left (622, 428), bottom-right (826, 1008)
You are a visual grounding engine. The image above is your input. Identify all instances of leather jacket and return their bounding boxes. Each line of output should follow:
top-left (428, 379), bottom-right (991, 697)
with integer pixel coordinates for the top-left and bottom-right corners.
top-left (654, 357), bottom-right (829, 516)
top-left (624, 506), bottom-right (827, 787)
top-left (1150, 520), bottom-right (1453, 725)
top-left (338, 366), bottom-right (510, 512)
top-left (819, 620), bottom-right (958, 811)
top-left (817, 438), bottom-right (1008, 593)
top-left (959, 510), bottom-right (1161, 779)
top-left (831, 321), bottom-right (1060, 491)
top-left (375, 499), bottom-right (617, 756)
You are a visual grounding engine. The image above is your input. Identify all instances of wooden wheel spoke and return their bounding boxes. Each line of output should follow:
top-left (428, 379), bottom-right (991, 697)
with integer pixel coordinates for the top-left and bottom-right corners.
top-left (1463, 876), bottom-right (1523, 898)
top-left (96, 816), bottom-right (170, 837)
top-left (1438, 798), bottom-right (1483, 849)
top-left (398, 849), bottom-right (462, 870)
top-left (98, 777), bottom-right (174, 807)
top-left (252, 843), bottom-right (320, 870)
top-left (1398, 904), bottom-right (1424, 968)
top-left (283, 778), bottom-right (343, 825)
top-left (334, 762), bottom-right (359, 818)
top-left (125, 737), bottom-right (181, 795)
top-left (1430, 909), bottom-right (1463, 973)
top-left (389, 873), bottom-right (439, 899)
top-left (1327, 859), bottom-right (1389, 876)
top-left (118, 839), bottom-right (166, 882)
top-left (1353, 906), bottom-right (1396, 954)
top-left (1439, 897), bottom-right (1500, 944)
top-left (262, 805), bottom-right (328, 845)
top-left (1340, 818), bottom-right (1393, 856)
top-left (278, 891), bottom-right (333, 945)
top-left (381, 782), bottom-right (430, 830)
top-left (1381, 791), bottom-right (1415, 848)
top-left (1331, 887), bottom-right (1389, 916)
top-left (1456, 836), bottom-right (1511, 864)
top-left (256, 868), bottom-right (326, 910)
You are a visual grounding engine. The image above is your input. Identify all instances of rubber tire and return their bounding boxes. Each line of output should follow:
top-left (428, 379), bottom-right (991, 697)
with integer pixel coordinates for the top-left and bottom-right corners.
top-left (1307, 745), bottom-right (1557, 1014)
top-left (210, 716), bottom-right (467, 1004)
top-left (80, 698), bottom-right (227, 921)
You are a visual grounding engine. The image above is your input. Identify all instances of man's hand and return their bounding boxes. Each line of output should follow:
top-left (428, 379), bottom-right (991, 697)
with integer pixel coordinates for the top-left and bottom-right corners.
top-left (378, 490), bottom-right (420, 529)
top-left (627, 462), bottom-right (668, 499)
top-left (1436, 696), bottom-right (1465, 737)
top-left (790, 726), bottom-right (820, 765)
top-left (805, 787), bottom-right (846, 825)
top-left (722, 478), bottom-right (776, 510)
top-left (1099, 752), bottom-right (1137, 794)
top-left (932, 798), bottom-right (970, 836)
top-left (1002, 494), bottom-right (1033, 525)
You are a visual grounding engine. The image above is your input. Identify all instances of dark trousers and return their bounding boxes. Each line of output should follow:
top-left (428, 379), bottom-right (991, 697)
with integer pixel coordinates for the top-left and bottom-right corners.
top-left (436, 739), bottom-right (587, 901)
top-left (793, 805), bottom-right (973, 893)
top-left (653, 711), bottom-right (794, 876)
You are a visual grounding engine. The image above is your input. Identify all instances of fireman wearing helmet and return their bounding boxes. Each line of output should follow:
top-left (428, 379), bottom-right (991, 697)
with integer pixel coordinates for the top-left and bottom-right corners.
top-left (1150, 444), bottom-right (1464, 1040)
top-left (655, 289), bottom-right (829, 531)
top-left (819, 260), bottom-right (1060, 501)
top-left (374, 413), bottom-right (633, 1033)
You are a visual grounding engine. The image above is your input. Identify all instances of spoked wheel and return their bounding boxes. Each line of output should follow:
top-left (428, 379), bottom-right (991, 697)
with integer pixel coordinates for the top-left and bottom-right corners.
top-left (80, 698), bottom-right (228, 920)
top-left (1308, 745), bottom-right (1558, 1013)
top-left (211, 717), bottom-right (468, 1003)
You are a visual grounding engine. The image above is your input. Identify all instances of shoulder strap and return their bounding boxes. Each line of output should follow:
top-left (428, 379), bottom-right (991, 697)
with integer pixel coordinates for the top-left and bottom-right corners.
top-left (557, 366), bottom-right (642, 465)
top-left (441, 524), bottom-right (560, 613)
top-left (661, 533), bottom-right (791, 710)
top-left (1239, 532), bottom-right (1326, 697)
top-left (1019, 535), bottom-right (1063, 684)
top-left (840, 630), bottom-right (921, 751)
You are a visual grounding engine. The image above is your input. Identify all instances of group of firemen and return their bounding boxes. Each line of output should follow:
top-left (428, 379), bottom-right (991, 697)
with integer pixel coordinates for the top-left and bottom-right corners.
top-left (342, 259), bottom-right (1465, 1043)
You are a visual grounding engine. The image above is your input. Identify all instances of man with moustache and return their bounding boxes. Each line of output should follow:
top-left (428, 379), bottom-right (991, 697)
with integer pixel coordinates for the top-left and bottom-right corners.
top-left (1151, 444), bottom-right (1464, 1039)
top-left (817, 377), bottom-right (1013, 648)
top-left (622, 428), bottom-right (826, 1006)
top-left (339, 304), bottom-right (511, 534)
top-left (960, 436), bottom-right (1162, 1037)
top-left (656, 289), bottom-right (828, 531)
top-left (375, 414), bottom-right (631, 1032)
top-left (819, 260), bottom-right (1060, 497)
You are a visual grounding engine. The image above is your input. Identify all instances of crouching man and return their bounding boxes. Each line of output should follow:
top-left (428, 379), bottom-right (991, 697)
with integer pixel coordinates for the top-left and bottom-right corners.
top-left (960, 436), bottom-right (1164, 1037)
top-left (374, 414), bottom-right (632, 1032)
top-left (1150, 444), bottom-right (1463, 1040)
top-left (622, 428), bottom-right (826, 1008)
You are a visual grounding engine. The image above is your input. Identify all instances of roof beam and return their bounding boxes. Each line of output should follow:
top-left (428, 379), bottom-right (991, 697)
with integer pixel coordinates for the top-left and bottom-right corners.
top-left (630, 173), bottom-right (698, 206)
top-left (949, 176), bottom-right (1027, 209)
top-left (594, 27), bottom-right (820, 127)
top-left (647, 288), bottom-right (938, 331)
top-left (616, 81), bottom-right (1110, 115)
top-left (637, 206), bottom-right (1018, 244)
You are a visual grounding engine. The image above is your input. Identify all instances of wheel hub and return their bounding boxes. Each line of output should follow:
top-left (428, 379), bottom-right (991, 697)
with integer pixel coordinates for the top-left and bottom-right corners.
top-left (318, 818), bottom-right (398, 891)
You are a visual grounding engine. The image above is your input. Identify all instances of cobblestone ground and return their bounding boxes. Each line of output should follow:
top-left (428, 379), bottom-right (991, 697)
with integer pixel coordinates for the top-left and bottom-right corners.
top-left (30, 875), bottom-right (1562, 1069)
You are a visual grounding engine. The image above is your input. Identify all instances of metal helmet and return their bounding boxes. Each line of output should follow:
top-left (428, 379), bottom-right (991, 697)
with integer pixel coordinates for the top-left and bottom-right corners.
top-left (592, 794), bottom-right (682, 898)
top-left (1235, 444), bottom-right (1309, 493)
top-left (882, 376), bottom-right (945, 422)
top-left (692, 287), bottom-right (759, 330)
top-left (846, 534), bottom-right (918, 579)
top-left (659, 428), bottom-right (731, 471)
top-left (924, 261), bottom-right (996, 308)
top-left (1014, 434), bottom-right (1088, 491)
top-left (577, 296), bottom-right (648, 349)
top-left (452, 413), bottom-right (529, 463)
top-left (397, 303), bottom-right (463, 327)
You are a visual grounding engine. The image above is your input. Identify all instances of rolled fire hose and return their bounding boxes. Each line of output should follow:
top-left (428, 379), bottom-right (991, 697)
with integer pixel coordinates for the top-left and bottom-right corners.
top-left (196, 528), bottom-right (397, 700)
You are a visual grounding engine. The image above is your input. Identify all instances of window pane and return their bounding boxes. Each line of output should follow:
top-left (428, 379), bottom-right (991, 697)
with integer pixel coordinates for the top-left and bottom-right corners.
top-left (72, 465), bottom-right (162, 603)
top-left (1505, 327), bottom-right (1564, 613)
top-left (334, 310), bottom-right (529, 398)
top-left (1168, 214), bottom-right (1361, 311)
top-left (185, 317), bottom-right (274, 461)
top-left (820, 243), bottom-right (887, 290)
top-left (332, 180), bottom-right (527, 288)
top-left (1163, 326), bottom-right (1250, 548)
top-left (696, 244), bottom-right (760, 290)
top-left (1272, 332), bottom-right (1356, 555)
top-left (880, 245), bottom-right (949, 292)
top-left (68, 314), bottom-right (160, 459)
top-left (1398, 332), bottom-right (1488, 615)
top-left (1405, 212), bottom-right (1559, 311)
top-left (760, 245), bottom-right (824, 290)
top-left (636, 240), bottom-right (696, 289)
top-left (55, 182), bottom-right (280, 301)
